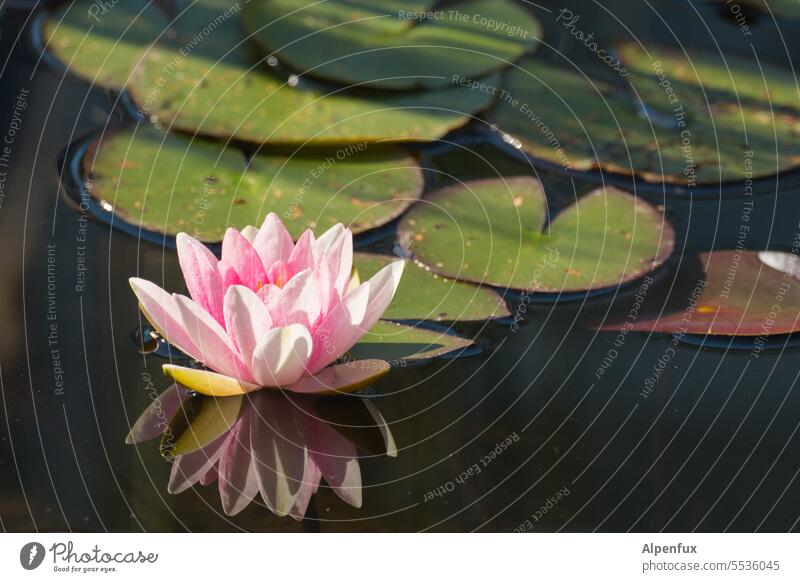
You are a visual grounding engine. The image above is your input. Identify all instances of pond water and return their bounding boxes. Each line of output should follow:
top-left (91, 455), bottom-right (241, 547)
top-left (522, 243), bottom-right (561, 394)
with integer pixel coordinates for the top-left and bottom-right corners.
top-left (2, 0), bottom-right (800, 532)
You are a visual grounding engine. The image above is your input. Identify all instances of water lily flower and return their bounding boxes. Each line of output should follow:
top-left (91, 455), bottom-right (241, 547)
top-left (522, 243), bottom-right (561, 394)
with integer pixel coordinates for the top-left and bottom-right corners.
top-left (130, 214), bottom-right (404, 396)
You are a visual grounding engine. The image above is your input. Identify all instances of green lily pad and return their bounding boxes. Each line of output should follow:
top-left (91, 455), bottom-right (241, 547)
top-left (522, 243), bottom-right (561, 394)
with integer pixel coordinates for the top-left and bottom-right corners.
top-left (242, 0), bottom-right (541, 90)
top-left (619, 42), bottom-right (800, 114)
top-left (84, 126), bottom-right (424, 242)
top-left (161, 392), bottom-right (242, 457)
top-left (43, 0), bottom-right (500, 143)
top-left (599, 250), bottom-right (800, 336)
top-left (129, 36), bottom-right (498, 145)
top-left (354, 253), bottom-right (509, 322)
top-left (486, 54), bottom-right (800, 184)
top-left (398, 177), bottom-right (674, 292)
top-left (42, 0), bottom-right (168, 89)
top-left (347, 321), bottom-right (475, 364)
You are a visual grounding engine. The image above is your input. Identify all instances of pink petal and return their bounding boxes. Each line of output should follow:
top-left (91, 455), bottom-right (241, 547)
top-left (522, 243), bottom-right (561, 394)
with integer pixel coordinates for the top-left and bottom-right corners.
top-left (176, 233), bottom-right (225, 325)
top-left (222, 228), bottom-right (269, 291)
top-left (307, 421), bottom-right (362, 508)
top-left (217, 259), bottom-right (241, 288)
top-left (174, 295), bottom-right (255, 382)
top-left (287, 229), bottom-right (315, 274)
top-left (200, 462), bottom-right (219, 486)
top-left (289, 456), bottom-right (321, 521)
top-left (315, 258), bottom-right (337, 316)
top-left (223, 285), bottom-right (272, 365)
top-left (314, 230), bottom-right (352, 313)
top-left (218, 413), bottom-right (259, 516)
top-left (334, 230), bottom-right (354, 297)
top-left (271, 269), bottom-right (322, 329)
top-left (258, 283), bottom-right (282, 312)
top-left (250, 392), bottom-right (308, 516)
top-left (129, 278), bottom-right (199, 357)
top-left (125, 383), bottom-right (189, 444)
top-left (168, 433), bottom-right (228, 494)
top-left (363, 400), bottom-right (398, 458)
top-left (267, 260), bottom-right (292, 288)
top-left (250, 324), bottom-right (313, 386)
top-left (305, 262), bottom-right (402, 373)
top-left (253, 213), bottom-right (294, 268)
top-left (308, 283), bottom-right (370, 373)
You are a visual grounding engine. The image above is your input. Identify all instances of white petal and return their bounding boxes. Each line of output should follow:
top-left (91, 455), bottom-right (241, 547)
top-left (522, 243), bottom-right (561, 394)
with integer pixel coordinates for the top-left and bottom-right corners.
top-left (240, 225), bottom-right (259, 243)
top-left (313, 223), bottom-right (345, 260)
top-left (251, 324), bottom-right (313, 386)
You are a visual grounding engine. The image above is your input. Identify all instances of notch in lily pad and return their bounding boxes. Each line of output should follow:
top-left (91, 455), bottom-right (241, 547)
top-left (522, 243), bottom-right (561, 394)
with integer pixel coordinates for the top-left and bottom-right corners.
top-left (399, 176), bottom-right (674, 294)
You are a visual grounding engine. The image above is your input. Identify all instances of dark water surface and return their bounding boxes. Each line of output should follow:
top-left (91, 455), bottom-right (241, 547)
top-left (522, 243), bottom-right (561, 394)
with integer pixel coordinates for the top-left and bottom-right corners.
top-left (2, 0), bottom-right (800, 532)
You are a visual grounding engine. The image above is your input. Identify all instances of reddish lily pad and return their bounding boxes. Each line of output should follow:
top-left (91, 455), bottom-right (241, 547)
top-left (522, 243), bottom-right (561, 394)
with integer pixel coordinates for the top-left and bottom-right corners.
top-left (597, 251), bottom-right (800, 336)
top-left (398, 177), bottom-right (674, 293)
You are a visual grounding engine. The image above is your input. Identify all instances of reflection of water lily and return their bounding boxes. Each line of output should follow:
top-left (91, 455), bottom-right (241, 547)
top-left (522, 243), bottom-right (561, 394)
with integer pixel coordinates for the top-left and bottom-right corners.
top-left (130, 214), bottom-right (404, 395)
top-left (127, 388), bottom-right (396, 519)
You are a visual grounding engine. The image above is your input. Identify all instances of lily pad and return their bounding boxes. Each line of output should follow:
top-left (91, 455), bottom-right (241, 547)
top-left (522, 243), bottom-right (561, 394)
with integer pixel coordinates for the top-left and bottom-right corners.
top-left (619, 42), bottom-right (800, 114)
top-left (43, 0), bottom-right (501, 143)
top-left (398, 177), bottom-right (674, 293)
top-left (161, 392), bottom-right (243, 457)
top-left (42, 0), bottom-right (168, 89)
top-left (129, 38), bottom-right (498, 145)
top-left (486, 54), bottom-right (800, 184)
top-left (346, 321), bottom-right (475, 363)
top-left (598, 250), bottom-right (800, 336)
top-left (354, 253), bottom-right (509, 322)
top-left (242, 0), bottom-right (541, 90)
top-left (84, 126), bottom-right (424, 242)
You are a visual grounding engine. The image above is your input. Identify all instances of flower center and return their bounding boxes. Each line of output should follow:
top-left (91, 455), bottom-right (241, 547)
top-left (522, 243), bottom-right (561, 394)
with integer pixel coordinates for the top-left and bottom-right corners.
top-left (267, 261), bottom-right (291, 289)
